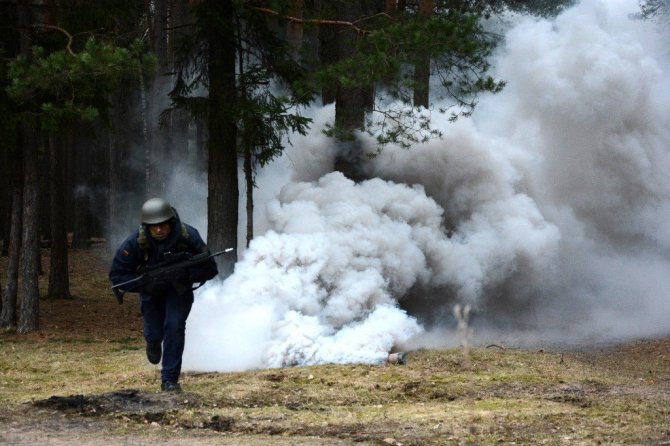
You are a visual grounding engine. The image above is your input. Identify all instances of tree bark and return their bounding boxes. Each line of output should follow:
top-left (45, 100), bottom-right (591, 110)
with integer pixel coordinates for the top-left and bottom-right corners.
top-left (17, 120), bottom-right (41, 334)
top-left (106, 80), bottom-right (146, 251)
top-left (317, 2), bottom-right (338, 105)
top-left (413, 0), bottom-right (433, 108)
top-left (0, 142), bottom-right (9, 257)
top-left (107, 102), bottom-right (120, 255)
top-left (38, 135), bottom-right (50, 247)
top-left (138, 62), bottom-right (152, 198)
top-left (168, 0), bottom-right (193, 173)
top-left (333, 1), bottom-right (371, 130)
top-left (195, 115), bottom-right (208, 172)
top-left (206, 0), bottom-right (238, 277)
top-left (286, 0), bottom-right (304, 60)
top-left (331, 1), bottom-right (373, 182)
top-left (47, 135), bottom-right (71, 299)
top-left (244, 147), bottom-right (253, 248)
top-left (0, 183), bottom-right (22, 329)
top-left (147, 0), bottom-right (171, 197)
top-left (16, 0), bottom-right (40, 334)
top-left (71, 135), bottom-right (91, 250)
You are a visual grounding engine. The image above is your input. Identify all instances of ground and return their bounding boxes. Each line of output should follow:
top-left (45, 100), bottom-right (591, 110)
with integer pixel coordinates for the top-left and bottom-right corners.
top-left (0, 247), bottom-right (669, 445)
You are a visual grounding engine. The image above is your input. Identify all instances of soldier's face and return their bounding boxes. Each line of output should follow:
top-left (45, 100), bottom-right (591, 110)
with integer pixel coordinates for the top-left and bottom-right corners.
top-left (148, 222), bottom-right (172, 241)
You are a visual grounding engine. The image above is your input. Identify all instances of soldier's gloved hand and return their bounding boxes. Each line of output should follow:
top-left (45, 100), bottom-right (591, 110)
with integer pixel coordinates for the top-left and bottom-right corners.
top-left (143, 279), bottom-right (170, 297)
top-left (174, 269), bottom-right (190, 286)
top-left (188, 266), bottom-right (216, 283)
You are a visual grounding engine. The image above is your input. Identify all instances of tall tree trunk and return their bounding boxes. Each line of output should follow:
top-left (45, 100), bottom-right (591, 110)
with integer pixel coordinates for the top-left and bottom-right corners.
top-left (169, 0), bottom-right (193, 172)
top-left (236, 16), bottom-right (253, 249)
top-left (106, 81), bottom-right (145, 250)
top-left (1, 125), bottom-right (24, 329)
top-left (0, 182), bottom-right (22, 329)
top-left (244, 147), bottom-right (253, 248)
top-left (71, 135), bottom-right (91, 250)
top-left (286, 0), bottom-right (304, 60)
top-left (413, 0), bottom-right (433, 108)
top-left (139, 64), bottom-right (151, 198)
top-left (87, 124), bottom-right (108, 240)
top-left (47, 135), bottom-right (71, 299)
top-left (148, 0), bottom-right (171, 197)
top-left (195, 116), bottom-right (208, 172)
top-left (0, 143), bottom-right (9, 257)
top-left (107, 105), bottom-right (120, 255)
top-left (205, 0), bottom-right (238, 277)
top-left (16, 0), bottom-right (40, 334)
top-left (18, 120), bottom-right (41, 333)
top-left (317, 2), bottom-right (338, 105)
top-left (38, 135), bottom-right (50, 247)
top-left (332, 1), bottom-right (372, 182)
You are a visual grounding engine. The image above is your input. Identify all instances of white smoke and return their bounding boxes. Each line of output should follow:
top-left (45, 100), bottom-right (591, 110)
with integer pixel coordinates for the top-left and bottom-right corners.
top-left (183, 0), bottom-right (670, 371)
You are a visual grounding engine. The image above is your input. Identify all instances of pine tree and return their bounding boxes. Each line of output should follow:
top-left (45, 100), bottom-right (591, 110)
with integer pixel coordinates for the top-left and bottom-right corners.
top-left (2, 1), bottom-right (153, 332)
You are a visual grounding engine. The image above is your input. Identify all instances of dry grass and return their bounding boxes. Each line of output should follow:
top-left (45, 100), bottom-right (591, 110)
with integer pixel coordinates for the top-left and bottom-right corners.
top-left (1, 248), bottom-right (669, 445)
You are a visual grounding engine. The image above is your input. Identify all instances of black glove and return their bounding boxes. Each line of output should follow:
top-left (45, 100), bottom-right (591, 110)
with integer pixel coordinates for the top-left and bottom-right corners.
top-left (175, 269), bottom-right (190, 286)
top-left (188, 265), bottom-right (217, 284)
top-left (143, 279), bottom-right (170, 297)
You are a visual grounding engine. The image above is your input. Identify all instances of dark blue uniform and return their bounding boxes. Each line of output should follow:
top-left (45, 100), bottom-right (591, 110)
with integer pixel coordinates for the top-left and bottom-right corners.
top-left (109, 212), bottom-right (217, 386)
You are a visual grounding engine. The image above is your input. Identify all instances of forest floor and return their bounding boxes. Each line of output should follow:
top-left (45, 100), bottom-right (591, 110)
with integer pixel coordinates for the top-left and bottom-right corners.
top-left (0, 247), bottom-right (669, 445)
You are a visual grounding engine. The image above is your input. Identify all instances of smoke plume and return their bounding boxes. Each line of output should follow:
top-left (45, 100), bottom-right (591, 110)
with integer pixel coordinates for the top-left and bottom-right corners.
top-left (182, 0), bottom-right (670, 371)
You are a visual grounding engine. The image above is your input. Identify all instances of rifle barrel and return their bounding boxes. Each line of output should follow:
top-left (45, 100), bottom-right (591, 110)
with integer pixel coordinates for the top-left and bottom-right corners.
top-left (110, 247), bottom-right (234, 297)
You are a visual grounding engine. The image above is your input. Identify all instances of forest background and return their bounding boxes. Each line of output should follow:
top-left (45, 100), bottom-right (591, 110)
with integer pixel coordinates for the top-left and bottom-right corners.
top-left (0, 0), bottom-right (581, 333)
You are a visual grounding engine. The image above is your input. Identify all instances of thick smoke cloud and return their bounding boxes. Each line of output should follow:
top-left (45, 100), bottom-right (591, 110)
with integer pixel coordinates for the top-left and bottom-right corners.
top-left (183, 0), bottom-right (670, 371)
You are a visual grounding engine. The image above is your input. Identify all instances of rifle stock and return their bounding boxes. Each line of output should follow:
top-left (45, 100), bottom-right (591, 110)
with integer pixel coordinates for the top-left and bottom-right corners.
top-left (111, 247), bottom-right (233, 304)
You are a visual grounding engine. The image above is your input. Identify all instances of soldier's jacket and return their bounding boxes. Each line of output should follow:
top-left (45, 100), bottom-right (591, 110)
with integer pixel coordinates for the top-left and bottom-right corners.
top-left (109, 210), bottom-right (218, 297)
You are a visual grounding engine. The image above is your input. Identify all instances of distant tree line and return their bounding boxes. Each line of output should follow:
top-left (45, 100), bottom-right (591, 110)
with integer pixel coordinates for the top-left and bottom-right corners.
top-left (0, 0), bottom-right (575, 333)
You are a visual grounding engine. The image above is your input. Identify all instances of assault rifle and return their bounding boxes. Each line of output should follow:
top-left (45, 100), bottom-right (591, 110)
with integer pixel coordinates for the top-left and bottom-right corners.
top-left (111, 247), bottom-right (233, 304)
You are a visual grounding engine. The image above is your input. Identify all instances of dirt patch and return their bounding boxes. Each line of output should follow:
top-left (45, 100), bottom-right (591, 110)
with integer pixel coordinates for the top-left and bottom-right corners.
top-left (34, 389), bottom-right (203, 417)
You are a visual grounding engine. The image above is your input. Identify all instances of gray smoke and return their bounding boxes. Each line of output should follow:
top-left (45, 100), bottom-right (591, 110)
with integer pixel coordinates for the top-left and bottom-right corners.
top-left (183, 0), bottom-right (670, 371)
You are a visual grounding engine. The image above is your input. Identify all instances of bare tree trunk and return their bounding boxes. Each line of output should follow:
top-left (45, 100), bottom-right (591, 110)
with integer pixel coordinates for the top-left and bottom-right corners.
top-left (413, 0), bottom-right (433, 108)
top-left (2, 110), bottom-right (24, 330)
top-left (106, 81), bottom-right (146, 250)
top-left (38, 135), bottom-right (50, 249)
top-left (139, 64), bottom-right (151, 199)
top-left (317, 1), bottom-right (338, 105)
top-left (71, 135), bottom-right (91, 250)
top-left (107, 106), bottom-right (120, 256)
top-left (206, 0), bottom-right (238, 277)
top-left (195, 116), bottom-right (208, 172)
top-left (170, 0), bottom-right (193, 157)
top-left (147, 0), bottom-right (171, 196)
top-left (0, 142), bottom-right (9, 257)
top-left (18, 121), bottom-right (41, 334)
top-left (15, 0), bottom-right (40, 334)
top-left (0, 183), bottom-right (22, 330)
top-left (332, 1), bottom-right (373, 182)
top-left (333, 1), bottom-right (371, 131)
top-left (47, 135), bottom-right (71, 299)
top-left (244, 147), bottom-right (253, 247)
top-left (286, 0), bottom-right (304, 60)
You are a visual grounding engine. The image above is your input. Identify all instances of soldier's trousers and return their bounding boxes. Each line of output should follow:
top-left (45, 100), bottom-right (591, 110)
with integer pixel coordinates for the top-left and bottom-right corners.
top-left (140, 291), bottom-right (194, 384)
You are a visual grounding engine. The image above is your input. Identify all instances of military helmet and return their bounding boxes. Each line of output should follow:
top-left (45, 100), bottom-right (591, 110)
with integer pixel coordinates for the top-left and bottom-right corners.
top-left (141, 198), bottom-right (175, 225)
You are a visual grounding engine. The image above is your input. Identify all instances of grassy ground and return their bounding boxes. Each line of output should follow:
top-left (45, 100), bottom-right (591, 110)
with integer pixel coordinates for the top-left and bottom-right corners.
top-left (0, 248), bottom-right (669, 445)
